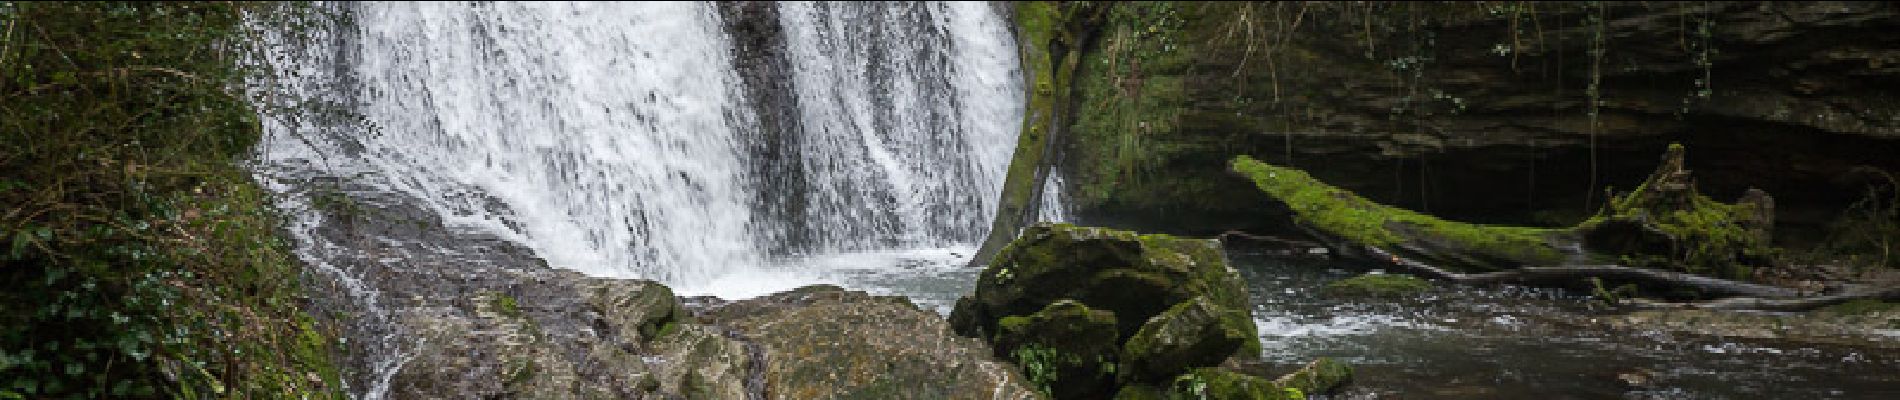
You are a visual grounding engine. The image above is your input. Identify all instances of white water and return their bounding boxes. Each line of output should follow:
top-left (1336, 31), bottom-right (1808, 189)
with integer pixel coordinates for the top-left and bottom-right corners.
top-left (257, 1), bottom-right (1035, 291)
top-left (252, 3), bottom-right (1039, 397)
top-left (777, 1), bottom-right (1024, 251)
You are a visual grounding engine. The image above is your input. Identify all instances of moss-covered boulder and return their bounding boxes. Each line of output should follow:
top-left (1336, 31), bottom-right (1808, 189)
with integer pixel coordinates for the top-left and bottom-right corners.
top-left (1321, 274), bottom-right (1433, 298)
top-left (1119, 297), bottom-right (1256, 383)
top-left (952, 223), bottom-right (1255, 343)
top-left (1170, 368), bottom-right (1299, 400)
top-left (952, 223), bottom-right (1267, 398)
top-left (995, 300), bottom-right (1121, 398)
top-left (1116, 358), bottom-right (1352, 400)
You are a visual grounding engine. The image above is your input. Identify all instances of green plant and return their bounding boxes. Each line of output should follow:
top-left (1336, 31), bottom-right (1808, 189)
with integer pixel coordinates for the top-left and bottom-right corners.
top-left (1801, 167), bottom-right (1900, 270)
top-left (1170, 372), bottom-right (1209, 399)
top-left (1009, 344), bottom-right (1066, 396)
top-left (0, 2), bottom-right (340, 398)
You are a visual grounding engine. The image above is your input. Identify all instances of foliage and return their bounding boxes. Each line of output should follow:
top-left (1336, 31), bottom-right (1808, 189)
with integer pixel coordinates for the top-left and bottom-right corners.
top-left (1010, 344), bottom-right (1068, 397)
top-left (1807, 167), bottom-right (1900, 270)
top-left (0, 2), bottom-right (340, 398)
top-left (1069, 1), bottom-right (1193, 209)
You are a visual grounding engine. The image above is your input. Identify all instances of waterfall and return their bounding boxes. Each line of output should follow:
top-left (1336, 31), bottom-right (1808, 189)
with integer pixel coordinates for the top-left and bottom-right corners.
top-left (255, 1), bottom-right (1028, 293)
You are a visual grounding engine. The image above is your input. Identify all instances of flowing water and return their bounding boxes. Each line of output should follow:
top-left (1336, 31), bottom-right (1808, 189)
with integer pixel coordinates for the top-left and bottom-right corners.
top-left (256, 2), bottom-right (1037, 298)
top-left (1229, 247), bottom-right (1900, 399)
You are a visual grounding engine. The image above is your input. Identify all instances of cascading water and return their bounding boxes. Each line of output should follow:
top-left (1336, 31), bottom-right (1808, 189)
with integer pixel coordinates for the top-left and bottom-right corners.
top-left (258, 0), bottom-right (1038, 292)
top-left (775, 2), bottom-right (1023, 252)
top-left (251, 3), bottom-right (1052, 396)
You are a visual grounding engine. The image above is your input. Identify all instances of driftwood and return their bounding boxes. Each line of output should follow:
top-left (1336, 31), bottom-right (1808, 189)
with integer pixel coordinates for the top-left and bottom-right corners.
top-left (1362, 246), bottom-right (1797, 298)
top-left (1364, 245), bottom-right (1900, 311)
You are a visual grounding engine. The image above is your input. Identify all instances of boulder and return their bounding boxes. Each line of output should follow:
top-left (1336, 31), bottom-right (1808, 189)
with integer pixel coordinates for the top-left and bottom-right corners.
top-left (994, 300), bottom-right (1120, 398)
top-left (1118, 297), bottom-right (1256, 383)
top-left (951, 223), bottom-right (1270, 398)
top-left (953, 223), bottom-right (1255, 344)
top-left (696, 285), bottom-right (1041, 400)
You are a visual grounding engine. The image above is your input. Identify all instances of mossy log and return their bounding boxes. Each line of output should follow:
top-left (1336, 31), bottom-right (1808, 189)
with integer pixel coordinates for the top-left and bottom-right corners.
top-left (1231, 144), bottom-right (1881, 308)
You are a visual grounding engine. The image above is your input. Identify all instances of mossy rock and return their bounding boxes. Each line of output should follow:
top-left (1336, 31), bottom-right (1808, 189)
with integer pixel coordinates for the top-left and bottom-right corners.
top-left (953, 223), bottom-right (1255, 345)
top-left (1320, 274), bottom-right (1433, 298)
top-left (586, 281), bottom-right (685, 343)
top-left (1119, 297), bottom-right (1257, 384)
top-left (995, 300), bottom-right (1121, 399)
top-left (1274, 357), bottom-right (1352, 395)
top-left (1170, 368), bottom-right (1300, 400)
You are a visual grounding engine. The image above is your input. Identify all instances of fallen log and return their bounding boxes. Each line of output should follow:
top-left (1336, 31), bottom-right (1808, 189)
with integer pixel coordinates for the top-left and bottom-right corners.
top-left (1362, 246), bottom-right (1799, 299)
top-left (1228, 145), bottom-right (1850, 310)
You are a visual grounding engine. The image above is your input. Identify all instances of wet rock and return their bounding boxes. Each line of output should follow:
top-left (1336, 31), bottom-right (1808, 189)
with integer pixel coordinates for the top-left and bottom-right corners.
top-left (993, 300), bottom-right (1120, 398)
top-left (695, 285), bottom-right (1041, 400)
top-left (952, 223), bottom-right (1276, 397)
top-left (1171, 368), bottom-right (1293, 400)
top-left (300, 180), bottom-right (1034, 399)
top-left (1596, 304), bottom-right (1900, 349)
top-left (953, 223), bottom-right (1255, 344)
top-left (1120, 358), bottom-right (1351, 400)
top-left (1321, 273), bottom-right (1434, 298)
top-left (1119, 297), bottom-right (1256, 383)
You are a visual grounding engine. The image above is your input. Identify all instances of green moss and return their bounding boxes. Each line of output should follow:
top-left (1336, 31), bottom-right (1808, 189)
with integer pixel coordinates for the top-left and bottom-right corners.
top-left (976, 1), bottom-right (1103, 262)
top-left (1120, 297), bottom-right (1257, 383)
top-left (1232, 155), bottom-right (1565, 270)
top-left (1585, 144), bottom-right (1778, 280)
top-left (1069, 2), bottom-right (1196, 210)
top-left (491, 293), bottom-right (523, 318)
top-left (1274, 357), bottom-right (1351, 395)
top-left (1169, 368), bottom-right (1294, 400)
top-left (1322, 274), bottom-right (1433, 298)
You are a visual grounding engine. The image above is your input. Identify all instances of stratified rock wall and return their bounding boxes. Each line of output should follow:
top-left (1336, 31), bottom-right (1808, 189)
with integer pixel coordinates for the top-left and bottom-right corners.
top-left (1053, 2), bottom-right (1900, 239)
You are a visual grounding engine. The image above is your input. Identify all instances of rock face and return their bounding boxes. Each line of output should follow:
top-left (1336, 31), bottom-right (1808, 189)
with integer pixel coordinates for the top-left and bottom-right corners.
top-left (1041, 2), bottom-right (1900, 239)
top-left (298, 180), bottom-right (1035, 399)
top-left (952, 223), bottom-right (1295, 399)
top-left (692, 285), bottom-right (1042, 400)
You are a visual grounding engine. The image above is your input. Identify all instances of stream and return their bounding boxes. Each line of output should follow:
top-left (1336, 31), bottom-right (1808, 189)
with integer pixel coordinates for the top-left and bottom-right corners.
top-left (807, 244), bottom-right (1900, 399)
